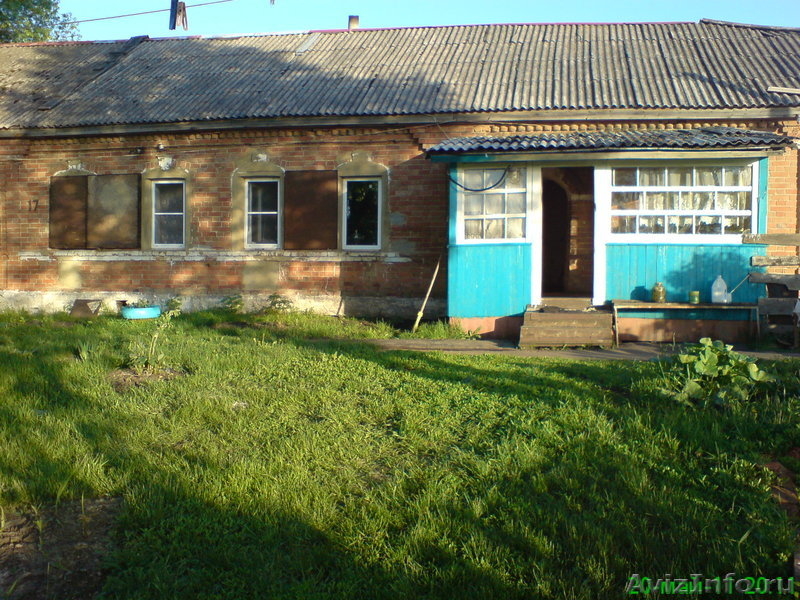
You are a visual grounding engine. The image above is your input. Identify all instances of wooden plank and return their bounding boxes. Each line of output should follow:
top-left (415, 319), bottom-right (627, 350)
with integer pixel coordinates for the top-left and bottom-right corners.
top-left (748, 272), bottom-right (800, 289)
top-left (767, 86), bottom-right (800, 95)
top-left (523, 313), bottom-right (612, 326)
top-left (49, 175), bottom-right (88, 249)
top-left (88, 174), bottom-right (140, 248)
top-left (751, 255), bottom-right (800, 266)
top-left (612, 301), bottom-right (756, 309)
top-left (283, 170), bottom-right (339, 250)
top-left (758, 298), bottom-right (799, 314)
top-left (743, 233), bottom-right (800, 245)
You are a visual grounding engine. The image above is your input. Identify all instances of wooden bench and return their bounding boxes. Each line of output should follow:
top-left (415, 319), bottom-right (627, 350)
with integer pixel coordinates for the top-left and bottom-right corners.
top-left (611, 300), bottom-right (759, 346)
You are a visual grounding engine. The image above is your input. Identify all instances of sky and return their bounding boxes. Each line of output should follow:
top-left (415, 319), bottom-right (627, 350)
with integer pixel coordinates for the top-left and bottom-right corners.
top-left (58, 0), bottom-right (800, 42)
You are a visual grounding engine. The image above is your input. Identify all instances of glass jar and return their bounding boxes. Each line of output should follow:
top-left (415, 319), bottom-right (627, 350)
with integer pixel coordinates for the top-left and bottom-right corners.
top-left (651, 282), bottom-right (666, 303)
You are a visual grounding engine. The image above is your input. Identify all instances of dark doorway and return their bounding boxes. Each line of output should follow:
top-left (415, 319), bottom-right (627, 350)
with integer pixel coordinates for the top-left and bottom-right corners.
top-left (542, 179), bottom-right (570, 294)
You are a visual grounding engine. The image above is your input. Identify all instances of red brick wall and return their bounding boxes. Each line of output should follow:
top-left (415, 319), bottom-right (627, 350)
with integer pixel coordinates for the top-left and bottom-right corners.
top-left (0, 127), bottom-right (449, 309)
top-left (766, 120), bottom-right (800, 271)
top-left (1, 117), bottom-right (798, 316)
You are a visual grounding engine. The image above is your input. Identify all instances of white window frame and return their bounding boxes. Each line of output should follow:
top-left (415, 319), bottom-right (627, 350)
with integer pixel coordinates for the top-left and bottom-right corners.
top-left (455, 165), bottom-right (533, 245)
top-left (342, 177), bottom-right (383, 250)
top-left (245, 178), bottom-right (282, 249)
top-left (152, 179), bottom-right (185, 248)
top-left (601, 161), bottom-right (759, 244)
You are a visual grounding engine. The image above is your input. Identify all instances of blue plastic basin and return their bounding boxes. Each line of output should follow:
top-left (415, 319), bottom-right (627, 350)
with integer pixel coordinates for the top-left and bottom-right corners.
top-left (121, 305), bottom-right (162, 320)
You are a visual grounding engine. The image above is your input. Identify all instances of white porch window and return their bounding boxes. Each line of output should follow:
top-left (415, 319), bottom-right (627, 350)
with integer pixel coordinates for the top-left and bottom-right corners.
top-left (607, 164), bottom-right (757, 242)
top-left (458, 167), bottom-right (528, 243)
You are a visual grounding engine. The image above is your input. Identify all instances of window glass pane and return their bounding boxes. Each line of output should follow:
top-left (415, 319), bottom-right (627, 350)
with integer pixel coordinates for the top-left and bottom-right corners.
top-left (639, 168), bottom-right (665, 186)
top-left (506, 168), bottom-right (525, 188)
top-left (638, 216), bottom-right (664, 234)
top-left (696, 167), bottom-right (721, 186)
top-left (667, 167), bottom-right (693, 186)
top-left (613, 168), bottom-right (637, 186)
top-left (484, 219), bottom-right (504, 239)
top-left (678, 192), bottom-right (694, 210)
top-left (464, 219), bottom-right (483, 239)
top-left (667, 216), bottom-right (694, 234)
top-left (463, 170), bottom-right (483, 190)
top-left (248, 214), bottom-right (278, 245)
top-left (154, 214), bottom-right (183, 245)
top-left (611, 216), bottom-right (636, 233)
top-left (685, 192), bottom-right (713, 210)
top-left (695, 216), bottom-right (722, 234)
top-left (723, 166), bottom-right (752, 186)
top-left (464, 194), bottom-right (483, 216)
top-left (506, 218), bottom-right (525, 239)
top-left (723, 216), bottom-right (751, 234)
top-left (716, 191), bottom-right (750, 211)
top-left (346, 180), bottom-right (379, 246)
top-left (645, 192), bottom-right (666, 210)
top-left (484, 169), bottom-right (506, 190)
top-left (248, 181), bottom-right (278, 213)
top-left (484, 194), bottom-right (503, 215)
top-left (154, 183), bottom-right (183, 213)
top-left (506, 193), bottom-right (526, 214)
top-left (611, 192), bottom-right (641, 210)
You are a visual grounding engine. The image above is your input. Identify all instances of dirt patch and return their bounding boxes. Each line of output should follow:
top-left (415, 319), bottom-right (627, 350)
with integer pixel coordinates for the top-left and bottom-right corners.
top-left (0, 497), bottom-right (122, 600)
top-left (108, 367), bottom-right (183, 392)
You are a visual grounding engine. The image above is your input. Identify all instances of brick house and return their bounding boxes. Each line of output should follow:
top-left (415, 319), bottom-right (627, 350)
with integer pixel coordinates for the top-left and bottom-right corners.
top-left (0, 20), bottom-right (798, 342)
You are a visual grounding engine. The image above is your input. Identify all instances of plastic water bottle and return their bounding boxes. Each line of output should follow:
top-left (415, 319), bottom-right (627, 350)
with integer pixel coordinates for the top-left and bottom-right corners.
top-left (711, 275), bottom-right (728, 304)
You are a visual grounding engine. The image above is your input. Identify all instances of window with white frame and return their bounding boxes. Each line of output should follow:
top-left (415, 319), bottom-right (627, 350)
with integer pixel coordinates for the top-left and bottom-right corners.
top-left (343, 178), bottom-right (381, 249)
top-left (460, 167), bottom-right (527, 241)
top-left (153, 181), bottom-right (185, 247)
top-left (247, 179), bottom-right (280, 246)
top-left (609, 164), bottom-right (756, 238)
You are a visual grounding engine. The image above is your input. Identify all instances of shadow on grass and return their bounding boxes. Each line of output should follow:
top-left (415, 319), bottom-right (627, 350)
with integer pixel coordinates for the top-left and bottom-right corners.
top-left (0, 322), bottom-right (522, 600)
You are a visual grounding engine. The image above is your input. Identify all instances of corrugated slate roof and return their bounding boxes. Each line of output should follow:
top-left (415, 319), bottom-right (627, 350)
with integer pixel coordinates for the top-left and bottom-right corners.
top-left (1, 20), bottom-right (799, 129)
top-left (426, 127), bottom-right (794, 155)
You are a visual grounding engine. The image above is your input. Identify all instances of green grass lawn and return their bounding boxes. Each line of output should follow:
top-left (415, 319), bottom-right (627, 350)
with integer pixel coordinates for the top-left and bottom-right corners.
top-left (0, 309), bottom-right (798, 599)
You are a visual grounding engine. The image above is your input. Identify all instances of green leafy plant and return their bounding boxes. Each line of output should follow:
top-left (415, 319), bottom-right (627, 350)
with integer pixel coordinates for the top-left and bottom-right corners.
top-left (264, 293), bottom-right (293, 313)
top-left (165, 296), bottom-right (183, 312)
top-left (126, 304), bottom-right (181, 374)
top-left (663, 338), bottom-right (774, 407)
top-left (128, 299), bottom-right (156, 308)
top-left (220, 294), bottom-right (244, 314)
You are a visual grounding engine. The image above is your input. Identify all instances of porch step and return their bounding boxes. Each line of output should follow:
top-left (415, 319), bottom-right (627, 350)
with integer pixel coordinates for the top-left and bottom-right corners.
top-left (530, 297), bottom-right (593, 311)
top-left (519, 310), bottom-right (614, 348)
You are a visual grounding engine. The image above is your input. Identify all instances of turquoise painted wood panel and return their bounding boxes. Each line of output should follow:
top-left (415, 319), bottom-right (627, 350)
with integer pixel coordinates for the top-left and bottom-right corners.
top-left (606, 244), bottom-right (767, 320)
top-left (448, 244), bottom-right (532, 317)
top-left (759, 157), bottom-right (768, 234)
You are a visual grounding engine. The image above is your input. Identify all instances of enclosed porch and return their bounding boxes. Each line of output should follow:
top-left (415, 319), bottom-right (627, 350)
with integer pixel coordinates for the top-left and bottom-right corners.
top-left (427, 127), bottom-right (795, 346)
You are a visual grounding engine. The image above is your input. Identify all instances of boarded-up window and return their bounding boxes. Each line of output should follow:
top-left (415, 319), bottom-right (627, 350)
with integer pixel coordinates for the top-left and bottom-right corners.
top-left (49, 176), bottom-right (88, 249)
top-left (88, 174), bottom-right (140, 248)
top-left (283, 170), bottom-right (338, 250)
top-left (49, 174), bottom-right (141, 249)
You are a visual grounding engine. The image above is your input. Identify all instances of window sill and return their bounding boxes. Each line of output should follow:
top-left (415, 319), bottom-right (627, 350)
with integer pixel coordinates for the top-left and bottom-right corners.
top-left (26, 249), bottom-right (411, 263)
top-left (607, 234), bottom-right (747, 244)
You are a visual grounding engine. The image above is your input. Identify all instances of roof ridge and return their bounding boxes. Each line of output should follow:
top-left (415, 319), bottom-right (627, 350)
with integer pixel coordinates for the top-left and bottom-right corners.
top-left (4, 20), bottom-right (797, 48)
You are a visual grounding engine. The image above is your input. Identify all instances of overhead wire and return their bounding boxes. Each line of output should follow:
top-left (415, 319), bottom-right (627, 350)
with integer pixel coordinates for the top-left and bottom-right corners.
top-left (62, 0), bottom-right (237, 26)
